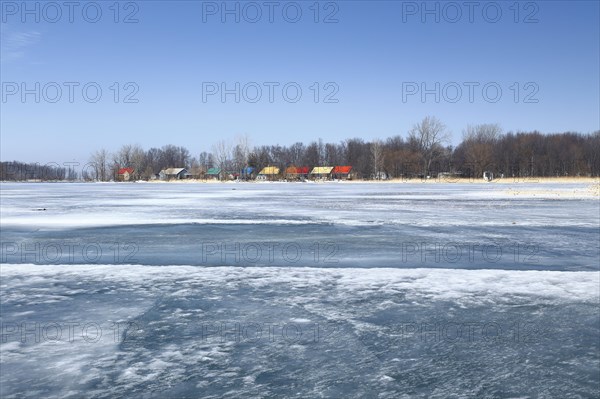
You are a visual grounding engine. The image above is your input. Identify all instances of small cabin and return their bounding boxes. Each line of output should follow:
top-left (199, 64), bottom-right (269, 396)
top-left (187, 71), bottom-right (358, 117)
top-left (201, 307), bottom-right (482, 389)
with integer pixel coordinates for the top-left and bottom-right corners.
top-left (332, 166), bottom-right (353, 180)
top-left (257, 166), bottom-right (280, 181)
top-left (310, 166), bottom-right (334, 180)
top-left (206, 167), bottom-right (221, 180)
top-left (159, 168), bottom-right (191, 180)
top-left (117, 167), bottom-right (134, 181)
top-left (285, 166), bottom-right (310, 180)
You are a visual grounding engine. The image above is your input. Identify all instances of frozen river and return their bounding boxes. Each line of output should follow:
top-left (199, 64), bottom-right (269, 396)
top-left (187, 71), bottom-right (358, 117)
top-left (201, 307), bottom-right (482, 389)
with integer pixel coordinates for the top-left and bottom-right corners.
top-left (1, 182), bottom-right (599, 397)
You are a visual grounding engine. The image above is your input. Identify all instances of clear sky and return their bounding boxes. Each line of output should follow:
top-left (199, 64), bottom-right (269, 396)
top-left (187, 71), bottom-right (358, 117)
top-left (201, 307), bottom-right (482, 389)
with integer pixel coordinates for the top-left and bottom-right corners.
top-left (1, 0), bottom-right (599, 164)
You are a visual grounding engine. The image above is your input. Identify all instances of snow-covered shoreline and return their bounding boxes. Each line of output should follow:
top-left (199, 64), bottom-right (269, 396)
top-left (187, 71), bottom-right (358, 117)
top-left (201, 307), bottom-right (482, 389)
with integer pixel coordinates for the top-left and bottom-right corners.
top-left (2, 177), bottom-right (599, 184)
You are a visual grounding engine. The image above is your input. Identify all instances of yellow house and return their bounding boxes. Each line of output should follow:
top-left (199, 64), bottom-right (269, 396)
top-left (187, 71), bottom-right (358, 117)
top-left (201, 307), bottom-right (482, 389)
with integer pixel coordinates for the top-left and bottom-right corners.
top-left (310, 166), bottom-right (334, 179)
top-left (257, 166), bottom-right (280, 180)
top-left (259, 166), bottom-right (280, 175)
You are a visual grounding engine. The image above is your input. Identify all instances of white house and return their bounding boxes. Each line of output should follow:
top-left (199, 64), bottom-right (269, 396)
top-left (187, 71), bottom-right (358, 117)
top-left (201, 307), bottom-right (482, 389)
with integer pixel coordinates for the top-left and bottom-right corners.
top-left (159, 168), bottom-right (192, 180)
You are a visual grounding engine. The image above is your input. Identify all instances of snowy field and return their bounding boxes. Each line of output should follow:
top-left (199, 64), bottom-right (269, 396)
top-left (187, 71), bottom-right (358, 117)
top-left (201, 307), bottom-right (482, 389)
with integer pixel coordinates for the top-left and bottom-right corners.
top-left (1, 182), bottom-right (599, 398)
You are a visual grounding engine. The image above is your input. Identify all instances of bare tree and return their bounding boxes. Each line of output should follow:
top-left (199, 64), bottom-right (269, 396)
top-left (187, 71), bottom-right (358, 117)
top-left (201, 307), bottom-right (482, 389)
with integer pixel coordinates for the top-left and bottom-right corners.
top-left (461, 124), bottom-right (502, 177)
top-left (304, 141), bottom-right (320, 167)
top-left (463, 124), bottom-right (502, 143)
top-left (324, 143), bottom-right (343, 166)
top-left (113, 144), bottom-right (133, 168)
top-left (288, 142), bottom-right (305, 165)
top-left (318, 138), bottom-right (325, 165)
top-left (409, 116), bottom-right (451, 177)
top-left (346, 138), bottom-right (369, 178)
top-left (232, 134), bottom-right (251, 173)
top-left (371, 139), bottom-right (384, 179)
top-left (198, 151), bottom-right (214, 169)
top-left (129, 144), bottom-right (146, 180)
top-left (212, 139), bottom-right (232, 180)
top-left (89, 149), bottom-right (109, 181)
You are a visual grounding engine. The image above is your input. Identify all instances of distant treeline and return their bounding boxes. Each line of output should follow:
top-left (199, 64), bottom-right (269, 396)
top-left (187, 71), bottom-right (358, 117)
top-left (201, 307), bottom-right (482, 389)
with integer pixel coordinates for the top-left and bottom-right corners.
top-left (0, 161), bottom-right (79, 181)
top-left (2, 117), bottom-right (599, 181)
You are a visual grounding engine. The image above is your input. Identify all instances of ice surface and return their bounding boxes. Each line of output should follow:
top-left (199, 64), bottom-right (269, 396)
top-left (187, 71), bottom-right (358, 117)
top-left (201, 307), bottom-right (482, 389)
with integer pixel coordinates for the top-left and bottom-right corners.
top-left (1, 182), bottom-right (598, 270)
top-left (1, 264), bottom-right (599, 398)
top-left (1, 182), bottom-right (599, 398)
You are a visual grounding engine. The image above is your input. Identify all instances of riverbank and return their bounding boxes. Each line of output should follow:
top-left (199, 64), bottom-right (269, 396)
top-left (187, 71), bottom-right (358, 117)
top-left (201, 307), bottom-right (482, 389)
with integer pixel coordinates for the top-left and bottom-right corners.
top-left (142, 176), bottom-right (600, 184)
top-left (3, 176), bottom-right (599, 185)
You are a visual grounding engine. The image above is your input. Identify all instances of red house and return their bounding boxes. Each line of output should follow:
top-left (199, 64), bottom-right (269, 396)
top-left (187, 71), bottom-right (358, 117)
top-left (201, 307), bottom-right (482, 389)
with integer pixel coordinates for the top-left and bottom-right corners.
top-left (117, 167), bottom-right (135, 181)
top-left (285, 166), bottom-right (310, 180)
top-left (332, 166), bottom-right (353, 180)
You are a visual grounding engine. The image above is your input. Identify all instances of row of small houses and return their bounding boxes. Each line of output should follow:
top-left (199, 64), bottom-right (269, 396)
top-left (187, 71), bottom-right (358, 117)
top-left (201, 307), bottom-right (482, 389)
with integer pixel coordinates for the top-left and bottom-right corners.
top-left (117, 166), bottom-right (355, 181)
top-left (255, 166), bottom-right (354, 180)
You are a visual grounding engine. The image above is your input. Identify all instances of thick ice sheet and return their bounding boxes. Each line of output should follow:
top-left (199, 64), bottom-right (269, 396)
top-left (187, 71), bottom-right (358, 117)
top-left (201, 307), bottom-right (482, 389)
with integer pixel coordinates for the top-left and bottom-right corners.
top-left (1, 265), bottom-right (599, 398)
top-left (1, 182), bottom-right (599, 270)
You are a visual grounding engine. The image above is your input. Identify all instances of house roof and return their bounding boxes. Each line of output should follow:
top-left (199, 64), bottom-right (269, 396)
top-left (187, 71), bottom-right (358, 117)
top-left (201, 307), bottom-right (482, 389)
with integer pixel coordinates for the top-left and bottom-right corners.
top-left (285, 166), bottom-right (310, 174)
top-left (161, 168), bottom-right (187, 175)
top-left (259, 166), bottom-right (280, 175)
top-left (118, 167), bottom-right (134, 175)
top-left (311, 166), bottom-right (334, 174)
top-left (206, 168), bottom-right (221, 175)
top-left (333, 166), bottom-right (352, 174)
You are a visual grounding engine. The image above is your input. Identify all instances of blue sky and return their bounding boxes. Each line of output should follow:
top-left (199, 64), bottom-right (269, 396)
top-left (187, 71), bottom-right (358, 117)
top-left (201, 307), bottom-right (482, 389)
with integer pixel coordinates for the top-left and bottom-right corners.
top-left (1, 0), bottom-right (599, 163)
